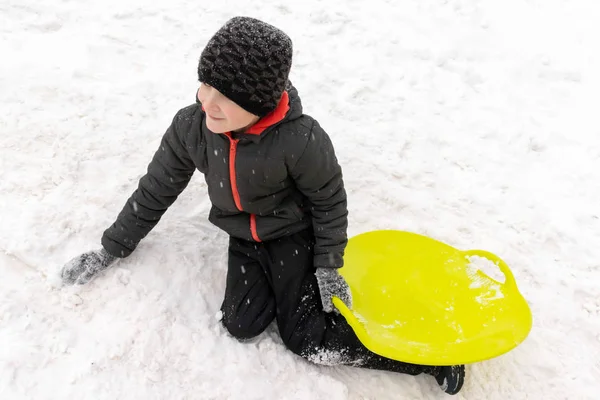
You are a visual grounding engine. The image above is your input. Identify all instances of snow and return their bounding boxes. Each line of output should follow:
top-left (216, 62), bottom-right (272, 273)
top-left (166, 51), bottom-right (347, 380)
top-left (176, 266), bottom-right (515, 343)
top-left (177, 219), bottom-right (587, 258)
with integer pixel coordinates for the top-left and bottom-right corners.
top-left (1, 0), bottom-right (599, 399)
top-left (466, 256), bottom-right (505, 304)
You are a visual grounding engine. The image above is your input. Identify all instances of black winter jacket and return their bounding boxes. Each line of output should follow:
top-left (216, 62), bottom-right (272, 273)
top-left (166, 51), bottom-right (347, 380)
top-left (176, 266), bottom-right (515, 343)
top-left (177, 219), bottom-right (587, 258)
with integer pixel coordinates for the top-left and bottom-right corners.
top-left (101, 83), bottom-right (348, 268)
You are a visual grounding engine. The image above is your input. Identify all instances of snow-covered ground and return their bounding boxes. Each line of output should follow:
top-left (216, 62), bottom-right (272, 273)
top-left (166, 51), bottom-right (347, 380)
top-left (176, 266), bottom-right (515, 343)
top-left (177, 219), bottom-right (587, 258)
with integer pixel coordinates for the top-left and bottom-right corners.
top-left (1, 0), bottom-right (599, 398)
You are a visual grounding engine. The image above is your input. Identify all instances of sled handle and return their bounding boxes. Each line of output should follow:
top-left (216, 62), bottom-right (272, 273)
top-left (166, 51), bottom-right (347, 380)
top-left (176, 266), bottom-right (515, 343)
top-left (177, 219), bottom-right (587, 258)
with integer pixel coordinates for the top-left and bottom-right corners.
top-left (332, 297), bottom-right (370, 340)
top-left (463, 249), bottom-right (516, 289)
top-left (332, 297), bottom-right (354, 320)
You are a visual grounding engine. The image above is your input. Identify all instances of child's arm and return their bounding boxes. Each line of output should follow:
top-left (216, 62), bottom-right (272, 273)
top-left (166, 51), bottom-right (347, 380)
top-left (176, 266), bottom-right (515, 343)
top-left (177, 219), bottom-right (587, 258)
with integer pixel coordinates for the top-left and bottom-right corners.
top-left (289, 119), bottom-right (348, 269)
top-left (101, 110), bottom-right (198, 258)
top-left (60, 109), bottom-right (200, 285)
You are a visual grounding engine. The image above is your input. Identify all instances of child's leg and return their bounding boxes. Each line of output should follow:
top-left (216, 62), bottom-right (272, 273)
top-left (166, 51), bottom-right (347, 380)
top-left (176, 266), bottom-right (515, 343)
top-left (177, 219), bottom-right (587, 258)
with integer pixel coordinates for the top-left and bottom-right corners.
top-left (261, 229), bottom-right (435, 376)
top-left (221, 236), bottom-right (276, 340)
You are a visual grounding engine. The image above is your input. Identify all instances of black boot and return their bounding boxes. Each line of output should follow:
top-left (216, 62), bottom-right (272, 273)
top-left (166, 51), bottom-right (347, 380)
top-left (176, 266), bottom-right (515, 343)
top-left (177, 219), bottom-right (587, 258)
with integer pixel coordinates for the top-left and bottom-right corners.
top-left (430, 365), bottom-right (465, 395)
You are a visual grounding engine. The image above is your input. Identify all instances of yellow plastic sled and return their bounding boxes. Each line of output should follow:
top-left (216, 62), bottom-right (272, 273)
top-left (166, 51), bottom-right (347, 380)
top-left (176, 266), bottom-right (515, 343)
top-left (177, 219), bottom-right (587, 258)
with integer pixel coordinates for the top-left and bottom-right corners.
top-left (332, 230), bottom-right (532, 366)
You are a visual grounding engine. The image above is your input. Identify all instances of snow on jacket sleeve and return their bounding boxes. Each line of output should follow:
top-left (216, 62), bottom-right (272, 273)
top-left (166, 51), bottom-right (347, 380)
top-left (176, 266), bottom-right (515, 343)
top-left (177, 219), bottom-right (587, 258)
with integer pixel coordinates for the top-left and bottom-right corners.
top-left (289, 120), bottom-right (348, 268)
top-left (101, 112), bottom-right (197, 258)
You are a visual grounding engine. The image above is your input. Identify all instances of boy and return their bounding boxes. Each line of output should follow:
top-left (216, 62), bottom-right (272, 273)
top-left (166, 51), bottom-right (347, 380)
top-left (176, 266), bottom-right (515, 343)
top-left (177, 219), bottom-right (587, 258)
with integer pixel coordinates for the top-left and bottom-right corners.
top-left (60, 16), bottom-right (465, 395)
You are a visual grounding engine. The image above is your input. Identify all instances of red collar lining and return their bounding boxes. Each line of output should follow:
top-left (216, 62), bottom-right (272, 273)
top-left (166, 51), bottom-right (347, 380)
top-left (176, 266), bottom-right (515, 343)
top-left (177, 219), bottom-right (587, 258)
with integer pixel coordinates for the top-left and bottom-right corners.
top-left (201, 91), bottom-right (290, 136)
top-left (245, 91), bottom-right (290, 135)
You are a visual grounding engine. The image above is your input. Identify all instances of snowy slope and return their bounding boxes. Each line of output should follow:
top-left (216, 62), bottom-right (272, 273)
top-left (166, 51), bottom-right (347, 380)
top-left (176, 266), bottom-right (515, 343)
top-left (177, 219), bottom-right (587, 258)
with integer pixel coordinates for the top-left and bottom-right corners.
top-left (1, 0), bottom-right (599, 399)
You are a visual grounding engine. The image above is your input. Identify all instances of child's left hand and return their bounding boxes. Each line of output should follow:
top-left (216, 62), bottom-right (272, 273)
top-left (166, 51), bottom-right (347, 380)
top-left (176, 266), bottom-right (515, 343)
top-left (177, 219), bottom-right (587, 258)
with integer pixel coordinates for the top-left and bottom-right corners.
top-left (315, 268), bottom-right (352, 313)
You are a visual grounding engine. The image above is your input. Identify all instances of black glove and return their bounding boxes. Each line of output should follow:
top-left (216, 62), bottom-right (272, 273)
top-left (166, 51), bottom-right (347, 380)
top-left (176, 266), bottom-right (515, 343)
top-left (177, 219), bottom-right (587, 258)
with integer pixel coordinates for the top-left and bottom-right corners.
top-left (315, 267), bottom-right (352, 313)
top-left (60, 248), bottom-right (118, 285)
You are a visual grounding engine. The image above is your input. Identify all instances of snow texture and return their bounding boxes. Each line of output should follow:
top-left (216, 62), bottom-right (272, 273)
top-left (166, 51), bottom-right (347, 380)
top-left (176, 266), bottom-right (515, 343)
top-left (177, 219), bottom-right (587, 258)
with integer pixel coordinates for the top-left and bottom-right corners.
top-left (1, 0), bottom-right (600, 399)
top-left (466, 256), bottom-right (505, 304)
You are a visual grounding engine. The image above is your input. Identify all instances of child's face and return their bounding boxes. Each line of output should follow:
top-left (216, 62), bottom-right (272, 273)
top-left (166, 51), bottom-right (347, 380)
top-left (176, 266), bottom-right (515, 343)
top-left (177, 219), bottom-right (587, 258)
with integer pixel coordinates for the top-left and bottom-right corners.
top-left (197, 83), bottom-right (260, 133)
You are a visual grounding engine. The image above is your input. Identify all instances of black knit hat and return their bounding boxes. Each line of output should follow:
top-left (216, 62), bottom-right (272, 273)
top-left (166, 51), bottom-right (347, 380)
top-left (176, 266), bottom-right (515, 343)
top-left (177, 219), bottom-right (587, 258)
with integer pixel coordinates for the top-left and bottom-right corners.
top-left (198, 17), bottom-right (293, 117)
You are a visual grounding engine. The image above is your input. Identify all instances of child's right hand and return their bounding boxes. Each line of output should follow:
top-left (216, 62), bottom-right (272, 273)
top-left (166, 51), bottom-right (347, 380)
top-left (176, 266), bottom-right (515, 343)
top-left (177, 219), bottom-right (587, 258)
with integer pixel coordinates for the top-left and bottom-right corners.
top-left (60, 248), bottom-right (118, 285)
top-left (315, 268), bottom-right (352, 313)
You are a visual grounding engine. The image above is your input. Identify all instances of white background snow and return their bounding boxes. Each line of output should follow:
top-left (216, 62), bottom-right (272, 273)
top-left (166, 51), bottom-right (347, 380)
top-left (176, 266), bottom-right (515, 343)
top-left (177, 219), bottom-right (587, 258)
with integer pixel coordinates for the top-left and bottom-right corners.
top-left (1, 0), bottom-right (599, 398)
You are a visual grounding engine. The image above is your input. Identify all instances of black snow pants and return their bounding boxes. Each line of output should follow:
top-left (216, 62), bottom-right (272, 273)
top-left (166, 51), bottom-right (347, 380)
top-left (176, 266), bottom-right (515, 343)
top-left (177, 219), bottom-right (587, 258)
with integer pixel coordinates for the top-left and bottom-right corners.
top-left (220, 229), bottom-right (434, 375)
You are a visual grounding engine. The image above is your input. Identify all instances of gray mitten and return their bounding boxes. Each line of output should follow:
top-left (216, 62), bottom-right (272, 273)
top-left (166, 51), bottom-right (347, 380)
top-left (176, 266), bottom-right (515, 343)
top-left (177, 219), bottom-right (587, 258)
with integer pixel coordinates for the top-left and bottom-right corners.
top-left (60, 248), bottom-right (118, 285)
top-left (315, 267), bottom-right (352, 313)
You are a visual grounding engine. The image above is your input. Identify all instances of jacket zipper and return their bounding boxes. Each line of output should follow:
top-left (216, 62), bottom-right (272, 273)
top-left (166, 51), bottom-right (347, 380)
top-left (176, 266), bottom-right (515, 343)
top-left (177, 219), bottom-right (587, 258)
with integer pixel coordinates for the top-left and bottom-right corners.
top-left (224, 133), bottom-right (262, 242)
